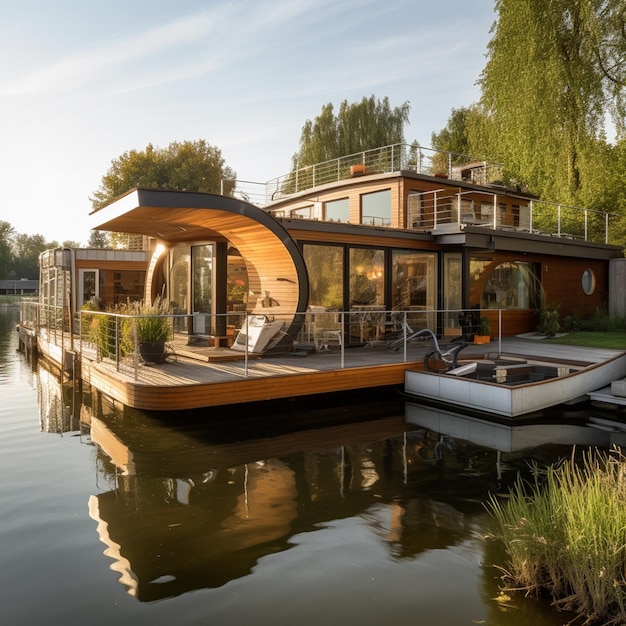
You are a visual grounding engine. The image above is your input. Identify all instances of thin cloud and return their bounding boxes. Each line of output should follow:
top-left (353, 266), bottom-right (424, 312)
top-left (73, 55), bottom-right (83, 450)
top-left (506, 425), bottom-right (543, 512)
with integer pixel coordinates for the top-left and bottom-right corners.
top-left (0, 9), bottom-right (225, 96)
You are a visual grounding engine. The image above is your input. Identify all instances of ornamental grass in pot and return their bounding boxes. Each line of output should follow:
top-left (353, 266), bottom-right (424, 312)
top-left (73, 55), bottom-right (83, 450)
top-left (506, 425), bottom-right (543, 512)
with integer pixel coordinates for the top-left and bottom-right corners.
top-left (132, 298), bottom-right (172, 363)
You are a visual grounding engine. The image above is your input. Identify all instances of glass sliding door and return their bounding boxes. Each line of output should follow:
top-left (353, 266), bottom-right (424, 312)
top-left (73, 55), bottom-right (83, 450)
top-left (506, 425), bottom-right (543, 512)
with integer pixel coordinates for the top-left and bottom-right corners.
top-left (443, 253), bottom-right (462, 333)
top-left (301, 243), bottom-right (344, 346)
top-left (349, 247), bottom-right (385, 342)
top-left (170, 246), bottom-right (190, 334)
top-left (302, 244), bottom-right (344, 309)
top-left (390, 251), bottom-right (436, 331)
top-left (191, 244), bottom-right (213, 335)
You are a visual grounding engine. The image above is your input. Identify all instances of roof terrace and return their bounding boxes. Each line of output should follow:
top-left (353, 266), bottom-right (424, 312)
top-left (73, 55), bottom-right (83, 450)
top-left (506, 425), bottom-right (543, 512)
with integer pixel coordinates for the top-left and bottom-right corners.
top-left (231, 143), bottom-right (619, 246)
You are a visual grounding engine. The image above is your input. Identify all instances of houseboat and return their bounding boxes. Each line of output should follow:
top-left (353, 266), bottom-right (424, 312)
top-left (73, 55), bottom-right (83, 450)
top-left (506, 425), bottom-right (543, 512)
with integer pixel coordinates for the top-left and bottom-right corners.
top-left (26, 143), bottom-right (625, 411)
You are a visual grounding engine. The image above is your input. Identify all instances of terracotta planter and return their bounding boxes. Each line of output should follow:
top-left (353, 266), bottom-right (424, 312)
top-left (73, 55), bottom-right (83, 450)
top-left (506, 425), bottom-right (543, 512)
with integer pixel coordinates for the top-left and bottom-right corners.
top-left (350, 164), bottom-right (366, 176)
top-left (473, 335), bottom-right (491, 344)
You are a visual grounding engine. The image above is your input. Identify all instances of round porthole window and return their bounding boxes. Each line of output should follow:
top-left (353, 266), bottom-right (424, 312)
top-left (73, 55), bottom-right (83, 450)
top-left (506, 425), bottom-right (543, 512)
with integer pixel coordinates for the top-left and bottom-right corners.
top-left (582, 268), bottom-right (596, 295)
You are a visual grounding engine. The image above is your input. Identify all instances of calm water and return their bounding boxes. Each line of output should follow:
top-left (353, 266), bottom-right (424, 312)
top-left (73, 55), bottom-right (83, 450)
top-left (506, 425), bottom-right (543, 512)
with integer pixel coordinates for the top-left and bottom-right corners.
top-left (0, 305), bottom-right (579, 625)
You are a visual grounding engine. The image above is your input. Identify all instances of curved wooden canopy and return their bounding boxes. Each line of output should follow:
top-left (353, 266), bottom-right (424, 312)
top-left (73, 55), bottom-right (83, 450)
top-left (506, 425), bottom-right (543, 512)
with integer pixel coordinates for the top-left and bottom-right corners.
top-left (90, 188), bottom-right (309, 325)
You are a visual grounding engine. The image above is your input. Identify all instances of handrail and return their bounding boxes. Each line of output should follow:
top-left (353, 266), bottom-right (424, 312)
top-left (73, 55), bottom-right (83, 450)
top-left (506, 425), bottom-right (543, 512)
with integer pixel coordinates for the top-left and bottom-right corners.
top-left (229, 143), bottom-right (616, 245)
top-left (24, 303), bottom-right (506, 379)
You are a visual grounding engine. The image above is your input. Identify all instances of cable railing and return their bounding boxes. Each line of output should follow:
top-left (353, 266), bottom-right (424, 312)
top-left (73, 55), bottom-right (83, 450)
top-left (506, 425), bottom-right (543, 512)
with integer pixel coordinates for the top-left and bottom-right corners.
top-left (235, 143), bottom-right (504, 205)
top-left (407, 190), bottom-right (614, 243)
top-left (23, 303), bottom-right (506, 380)
top-left (228, 143), bottom-right (616, 244)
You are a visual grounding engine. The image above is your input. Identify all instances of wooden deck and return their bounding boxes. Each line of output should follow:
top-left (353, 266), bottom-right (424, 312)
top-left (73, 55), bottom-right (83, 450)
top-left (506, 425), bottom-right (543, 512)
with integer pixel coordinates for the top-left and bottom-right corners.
top-left (34, 328), bottom-right (626, 412)
top-left (85, 340), bottom-right (429, 411)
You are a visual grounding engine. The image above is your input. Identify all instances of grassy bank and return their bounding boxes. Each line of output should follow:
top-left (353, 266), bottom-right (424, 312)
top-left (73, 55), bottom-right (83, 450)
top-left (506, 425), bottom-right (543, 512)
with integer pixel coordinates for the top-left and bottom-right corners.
top-left (487, 448), bottom-right (626, 625)
top-left (546, 331), bottom-right (626, 350)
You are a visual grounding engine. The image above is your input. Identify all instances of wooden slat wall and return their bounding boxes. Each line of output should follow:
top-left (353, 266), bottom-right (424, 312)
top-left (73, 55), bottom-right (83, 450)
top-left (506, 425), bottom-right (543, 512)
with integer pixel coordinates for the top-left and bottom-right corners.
top-left (471, 251), bottom-right (608, 324)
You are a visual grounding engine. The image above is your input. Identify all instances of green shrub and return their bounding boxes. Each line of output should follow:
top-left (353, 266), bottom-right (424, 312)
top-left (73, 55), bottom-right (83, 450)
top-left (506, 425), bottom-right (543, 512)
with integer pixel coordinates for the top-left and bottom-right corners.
top-left (537, 305), bottom-right (560, 337)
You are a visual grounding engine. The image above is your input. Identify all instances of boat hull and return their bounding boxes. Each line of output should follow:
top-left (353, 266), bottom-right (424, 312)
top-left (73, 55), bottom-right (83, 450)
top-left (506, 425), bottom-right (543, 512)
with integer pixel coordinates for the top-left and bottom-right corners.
top-left (404, 352), bottom-right (626, 417)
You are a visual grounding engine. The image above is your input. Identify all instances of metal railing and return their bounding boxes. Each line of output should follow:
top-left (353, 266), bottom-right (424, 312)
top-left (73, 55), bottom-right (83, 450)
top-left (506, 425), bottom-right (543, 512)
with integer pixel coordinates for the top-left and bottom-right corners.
top-left (231, 144), bottom-right (503, 206)
top-left (21, 303), bottom-right (505, 380)
top-left (407, 189), bottom-right (614, 244)
top-left (229, 143), bottom-right (616, 245)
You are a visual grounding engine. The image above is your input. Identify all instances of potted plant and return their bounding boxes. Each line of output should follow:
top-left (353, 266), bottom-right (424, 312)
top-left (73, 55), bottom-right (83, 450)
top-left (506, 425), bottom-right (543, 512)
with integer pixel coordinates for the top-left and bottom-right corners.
top-left (133, 298), bottom-right (172, 363)
top-left (474, 317), bottom-right (491, 344)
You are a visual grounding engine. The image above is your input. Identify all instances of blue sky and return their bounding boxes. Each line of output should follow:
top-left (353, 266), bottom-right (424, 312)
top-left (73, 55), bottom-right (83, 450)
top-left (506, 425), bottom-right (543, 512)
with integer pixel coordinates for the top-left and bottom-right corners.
top-left (0, 0), bottom-right (495, 245)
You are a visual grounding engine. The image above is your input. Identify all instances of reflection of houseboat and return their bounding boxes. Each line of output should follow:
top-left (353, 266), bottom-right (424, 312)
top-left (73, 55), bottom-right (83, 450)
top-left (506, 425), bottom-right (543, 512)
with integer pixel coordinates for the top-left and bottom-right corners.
top-left (28, 144), bottom-right (626, 409)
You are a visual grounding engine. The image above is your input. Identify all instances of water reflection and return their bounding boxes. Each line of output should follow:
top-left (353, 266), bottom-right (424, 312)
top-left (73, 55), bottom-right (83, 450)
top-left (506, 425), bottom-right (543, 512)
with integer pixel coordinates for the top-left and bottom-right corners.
top-left (73, 393), bottom-right (584, 604)
top-left (27, 342), bottom-right (619, 624)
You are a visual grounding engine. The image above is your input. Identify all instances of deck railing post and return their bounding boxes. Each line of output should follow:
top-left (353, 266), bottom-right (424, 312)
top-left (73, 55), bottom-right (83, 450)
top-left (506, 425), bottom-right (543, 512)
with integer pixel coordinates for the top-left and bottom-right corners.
top-left (244, 316), bottom-right (249, 375)
top-left (115, 315), bottom-right (120, 372)
top-left (133, 317), bottom-right (139, 379)
top-left (403, 310), bottom-right (408, 362)
top-left (340, 311), bottom-right (345, 369)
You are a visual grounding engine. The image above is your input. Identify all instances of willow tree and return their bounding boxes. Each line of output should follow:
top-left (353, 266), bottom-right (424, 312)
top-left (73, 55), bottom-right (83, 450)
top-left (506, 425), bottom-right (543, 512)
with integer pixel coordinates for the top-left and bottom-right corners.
top-left (292, 95), bottom-right (411, 168)
top-left (476, 0), bottom-right (626, 205)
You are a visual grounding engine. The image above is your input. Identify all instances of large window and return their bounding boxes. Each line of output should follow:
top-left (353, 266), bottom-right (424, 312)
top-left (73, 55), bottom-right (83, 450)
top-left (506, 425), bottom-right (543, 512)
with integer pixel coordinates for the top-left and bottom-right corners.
top-left (192, 244), bottom-right (213, 334)
top-left (170, 245), bottom-right (190, 307)
top-left (361, 189), bottom-right (391, 226)
top-left (391, 250), bottom-right (437, 329)
top-left (302, 243), bottom-right (344, 309)
top-left (442, 253), bottom-right (462, 330)
top-left (325, 198), bottom-right (349, 223)
top-left (470, 259), bottom-right (540, 309)
top-left (350, 248), bottom-right (385, 307)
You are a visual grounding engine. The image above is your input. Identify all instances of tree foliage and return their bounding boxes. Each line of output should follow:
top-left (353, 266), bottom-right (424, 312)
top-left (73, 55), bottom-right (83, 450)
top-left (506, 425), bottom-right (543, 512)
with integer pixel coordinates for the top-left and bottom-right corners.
top-left (88, 230), bottom-right (110, 248)
top-left (0, 221), bottom-right (15, 279)
top-left (430, 107), bottom-right (474, 160)
top-left (476, 0), bottom-right (626, 205)
top-left (91, 139), bottom-right (237, 210)
top-left (292, 96), bottom-right (411, 168)
top-left (0, 223), bottom-right (60, 279)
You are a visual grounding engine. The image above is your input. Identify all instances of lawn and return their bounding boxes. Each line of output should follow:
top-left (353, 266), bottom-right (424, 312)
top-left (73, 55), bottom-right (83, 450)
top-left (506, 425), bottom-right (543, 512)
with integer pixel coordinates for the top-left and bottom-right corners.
top-left (546, 331), bottom-right (626, 350)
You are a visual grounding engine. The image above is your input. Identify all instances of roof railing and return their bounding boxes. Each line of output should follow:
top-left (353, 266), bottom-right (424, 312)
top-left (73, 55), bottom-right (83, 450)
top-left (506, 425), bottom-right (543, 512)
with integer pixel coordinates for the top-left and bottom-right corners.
top-left (229, 144), bottom-right (618, 246)
top-left (231, 144), bottom-right (504, 207)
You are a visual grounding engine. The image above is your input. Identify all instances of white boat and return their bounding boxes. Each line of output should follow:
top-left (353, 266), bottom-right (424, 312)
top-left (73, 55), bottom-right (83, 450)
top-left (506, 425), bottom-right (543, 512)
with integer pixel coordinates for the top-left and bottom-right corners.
top-left (404, 351), bottom-right (626, 418)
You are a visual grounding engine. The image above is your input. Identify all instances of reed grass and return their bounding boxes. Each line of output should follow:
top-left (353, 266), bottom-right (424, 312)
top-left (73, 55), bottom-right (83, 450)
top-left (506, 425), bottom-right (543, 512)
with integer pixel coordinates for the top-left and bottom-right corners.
top-left (486, 447), bottom-right (626, 625)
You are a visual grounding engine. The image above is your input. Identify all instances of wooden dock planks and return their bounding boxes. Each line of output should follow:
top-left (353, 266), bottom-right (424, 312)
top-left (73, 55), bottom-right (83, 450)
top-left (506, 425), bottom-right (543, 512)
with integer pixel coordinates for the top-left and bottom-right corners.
top-left (87, 349), bottom-right (420, 410)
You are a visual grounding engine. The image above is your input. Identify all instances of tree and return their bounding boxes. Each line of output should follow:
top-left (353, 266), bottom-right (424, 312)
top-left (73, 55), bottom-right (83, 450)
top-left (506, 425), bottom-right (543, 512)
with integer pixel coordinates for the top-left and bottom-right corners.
top-left (292, 96), bottom-right (411, 169)
top-left (0, 221), bottom-right (15, 279)
top-left (13, 233), bottom-right (51, 279)
top-left (429, 106), bottom-right (491, 174)
top-left (88, 230), bottom-right (110, 249)
top-left (430, 107), bottom-right (474, 160)
top-left (61, 240), bottom-right (81, 249)
top-left (91, 139), bottom-right (237, 210)
top-left (476, 0), bottom-right (626, 205)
